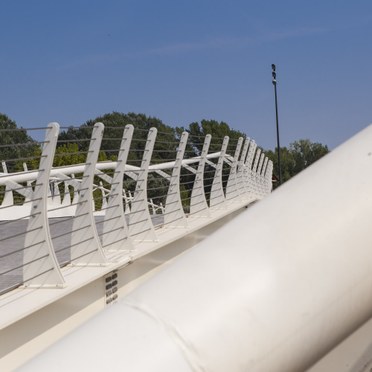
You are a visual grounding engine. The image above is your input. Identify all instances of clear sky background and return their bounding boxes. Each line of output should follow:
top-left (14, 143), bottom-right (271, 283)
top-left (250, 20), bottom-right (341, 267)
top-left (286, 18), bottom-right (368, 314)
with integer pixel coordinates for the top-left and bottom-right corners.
top-left (1, 0), bottom-right (372, 150)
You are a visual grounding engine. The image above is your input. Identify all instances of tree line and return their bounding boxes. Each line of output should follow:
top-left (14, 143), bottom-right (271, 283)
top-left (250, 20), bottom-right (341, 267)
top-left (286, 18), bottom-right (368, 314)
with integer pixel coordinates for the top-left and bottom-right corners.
top-left (266, 140), bottom-right (329, 186)
top-left (0, 112), bottom-right (329, 186)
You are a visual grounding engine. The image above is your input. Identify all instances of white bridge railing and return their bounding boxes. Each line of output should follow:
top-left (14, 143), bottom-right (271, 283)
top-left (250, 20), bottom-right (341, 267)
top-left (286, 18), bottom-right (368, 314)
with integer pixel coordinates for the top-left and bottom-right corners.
top-left (0, 122), bottom-right (272, 296)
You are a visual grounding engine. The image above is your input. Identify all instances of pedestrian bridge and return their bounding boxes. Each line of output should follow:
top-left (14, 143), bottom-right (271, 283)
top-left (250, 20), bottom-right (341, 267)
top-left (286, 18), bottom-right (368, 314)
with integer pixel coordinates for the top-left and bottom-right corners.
top-left (2, 123), bottom-right (372, 371)
top-left (0, 122), bottom-right (272, 370)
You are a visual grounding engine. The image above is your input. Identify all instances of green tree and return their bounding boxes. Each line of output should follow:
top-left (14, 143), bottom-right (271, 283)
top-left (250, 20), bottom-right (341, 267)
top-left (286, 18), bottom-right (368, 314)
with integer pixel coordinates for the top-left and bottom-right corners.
top-left (58, 114), bottom-right (249, 210)
top-left (290, 139), bottom-right (329, 175)
top-left (0, 114), bottom-right (38, 171)
top-left (53, 143), bottom-right (87, 167)
top-left (182, 119), bottom-right (246, 154)
top-left (59, 112), bottom-right (179, 209)
top-left (59, 112), bottom-right (177, 162)
top-left (266, 147), bottom-right (295, 183)
top-left (266, 139), bottom-right (329, 185)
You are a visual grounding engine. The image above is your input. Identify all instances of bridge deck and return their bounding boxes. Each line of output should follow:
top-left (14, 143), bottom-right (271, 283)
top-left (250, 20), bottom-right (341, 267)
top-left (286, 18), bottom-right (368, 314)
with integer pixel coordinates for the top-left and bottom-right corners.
top-left (0, 122), bottom-right (272, 369)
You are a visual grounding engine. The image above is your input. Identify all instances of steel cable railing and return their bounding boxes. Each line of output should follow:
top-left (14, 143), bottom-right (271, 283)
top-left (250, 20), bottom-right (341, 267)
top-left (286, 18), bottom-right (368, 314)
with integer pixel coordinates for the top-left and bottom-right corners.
top-left (0, 124), bottom-right (64, 294)
top-left (0, 122), bottom-right (272, 296)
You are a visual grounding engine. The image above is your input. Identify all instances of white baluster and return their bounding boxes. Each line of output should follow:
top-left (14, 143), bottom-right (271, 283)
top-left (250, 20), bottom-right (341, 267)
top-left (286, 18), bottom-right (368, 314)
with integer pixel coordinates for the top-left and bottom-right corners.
top-left (210, 136), bottom-right (229, 208)
top-left (164, 131), bottom-right (188, 228)
top-left (225, 137), bottom-right (243, 201)
top-left (70, 123), bottom-right (106, 264)
top-left (23, 123), bottom-right (65, 287)
top-left (101, 124), bottom-right (133, 251)
top-left (128, 128), bottom-right (157, 242)
top-left (190, 134), bottom-right (211, 217)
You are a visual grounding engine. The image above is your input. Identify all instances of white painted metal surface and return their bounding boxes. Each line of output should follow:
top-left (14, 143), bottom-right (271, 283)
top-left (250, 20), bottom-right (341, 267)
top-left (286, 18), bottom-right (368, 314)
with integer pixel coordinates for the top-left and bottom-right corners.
top-left (19, 125), bottom-right (372, 371)
top-left (0, 122), bottom-right (272, 370)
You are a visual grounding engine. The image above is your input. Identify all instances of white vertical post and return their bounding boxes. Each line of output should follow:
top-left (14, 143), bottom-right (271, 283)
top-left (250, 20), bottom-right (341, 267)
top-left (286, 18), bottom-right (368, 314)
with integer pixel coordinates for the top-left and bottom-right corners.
top-left (265, 160), bottom-right (274, 193)
top-left (225, 137), bottom-right (243, 201)
top-left (252, 148), bottom-right (262, 173)
top-left (62, 181), bottom-right (71, 207)
top-left (23, 161), bottom-right (33, 202)
top-left (257, 153), bottom-right (265, 175)
top-left (255, 153), bottom-right (265, 198)
top-left (70, 123), bottom-right (106, 264)
top-left (260, 157), bottom-right (269, 197)
top-left (251, 149), bottom-right (262, 198)
top-left (243, 140), bottom-right (257, 197)
top-left (189, 134), bottom-right (211, 217)
top-left (23, 123), bottom-right (64, 287)
top-left (101, 124), bottom-right (134, 251)
top-left (164, 132), bottom-right (188, 228)
top-left (125, 190), bottom-right (132, 214)
top-left (99, 181), bottom-right (108, 212)
top-left (128, 128), bottom-right (157, 242)
top-left (235, 138), bottom-right (250, 197)
top-left (261, 157), bottom-right (269, 177)
top-left (52, 181), bottom-right (61, 208)
top-left (210, 136), bottom-right (229, 208)
top-left (245, 140), bottom-right (257, 169)
top-left (0, 161), bottom-right (13, 206)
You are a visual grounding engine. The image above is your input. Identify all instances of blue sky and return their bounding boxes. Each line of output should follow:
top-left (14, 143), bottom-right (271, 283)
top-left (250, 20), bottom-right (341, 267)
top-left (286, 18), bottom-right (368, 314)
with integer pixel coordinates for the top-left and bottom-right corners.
top-left (1, 0), bottom-right (372, 150)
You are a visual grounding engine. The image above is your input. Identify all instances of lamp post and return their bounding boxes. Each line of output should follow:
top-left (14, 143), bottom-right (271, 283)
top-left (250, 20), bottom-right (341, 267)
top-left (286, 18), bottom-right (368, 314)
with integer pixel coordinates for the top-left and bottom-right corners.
top-left (272, 63), bottom-right (282, 185)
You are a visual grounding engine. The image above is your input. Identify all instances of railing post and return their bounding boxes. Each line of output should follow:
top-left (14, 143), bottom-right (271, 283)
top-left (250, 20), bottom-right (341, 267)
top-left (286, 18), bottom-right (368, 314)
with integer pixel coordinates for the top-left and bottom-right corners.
top-left (164, 131), bottom-right (188, 228)
top-left (265, 160), bottom-right (274, 193)
top-left (235, 138), bottom-right (250, 197)
top-left (252, 148), bottom-right (262, 173)
top-left (210, 136), bottom-right (229, 208)
top-left (259, 157), bottom-right (269, 197)
top-left (190, 134), bottom-right (211, 217)
top-left (257, 153), bottom-right (265, 174)
top-left (128, 128), bottom-right (157, 242)
top-left (0, 161), bottom-right (13, 207)
top-left (253, 152), bottom-right (264, 197)
top-left (101, 124), bottom-right (134, 251)
top-left (243, 140), bottom-right (257, 198)
top-left (23, 123), bottom-right (65, 288)
top-left (70, 123), bottom-right (106, 264)
top-left (251, 149), bottom-right (262, 198)
top-left (225, 137), bottom-right (243, 201)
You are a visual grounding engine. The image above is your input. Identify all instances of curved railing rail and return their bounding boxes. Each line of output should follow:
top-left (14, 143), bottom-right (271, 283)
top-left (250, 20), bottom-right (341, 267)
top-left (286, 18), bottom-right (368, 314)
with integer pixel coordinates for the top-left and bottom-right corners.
top-left (0, 123), bottom-right (272, 296)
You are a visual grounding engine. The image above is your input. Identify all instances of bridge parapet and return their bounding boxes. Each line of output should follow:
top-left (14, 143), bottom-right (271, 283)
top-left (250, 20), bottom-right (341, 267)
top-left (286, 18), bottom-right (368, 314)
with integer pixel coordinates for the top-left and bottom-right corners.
top-left (0, 122), bottom-right (272, 332)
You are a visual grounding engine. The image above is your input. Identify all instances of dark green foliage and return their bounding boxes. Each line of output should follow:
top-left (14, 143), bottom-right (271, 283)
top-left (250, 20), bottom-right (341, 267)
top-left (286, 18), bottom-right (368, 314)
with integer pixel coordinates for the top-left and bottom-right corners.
top-left (58, 112), bottom-right (178, 164)
top-left (183, 119), bottom-right (246, 155)
top-left (0, 114), bottom-right (39, 172)
top-left (0, 112), bottom-right (330, 203)
top-left (266, 139), bottom-right (329, 185)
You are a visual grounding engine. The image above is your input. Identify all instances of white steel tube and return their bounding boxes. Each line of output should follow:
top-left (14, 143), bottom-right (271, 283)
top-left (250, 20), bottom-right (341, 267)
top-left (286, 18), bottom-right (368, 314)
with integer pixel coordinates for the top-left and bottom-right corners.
top-left (20, 125), bottom-right (372, 371)
top-left (0, 154), bottom-right (222, 185)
